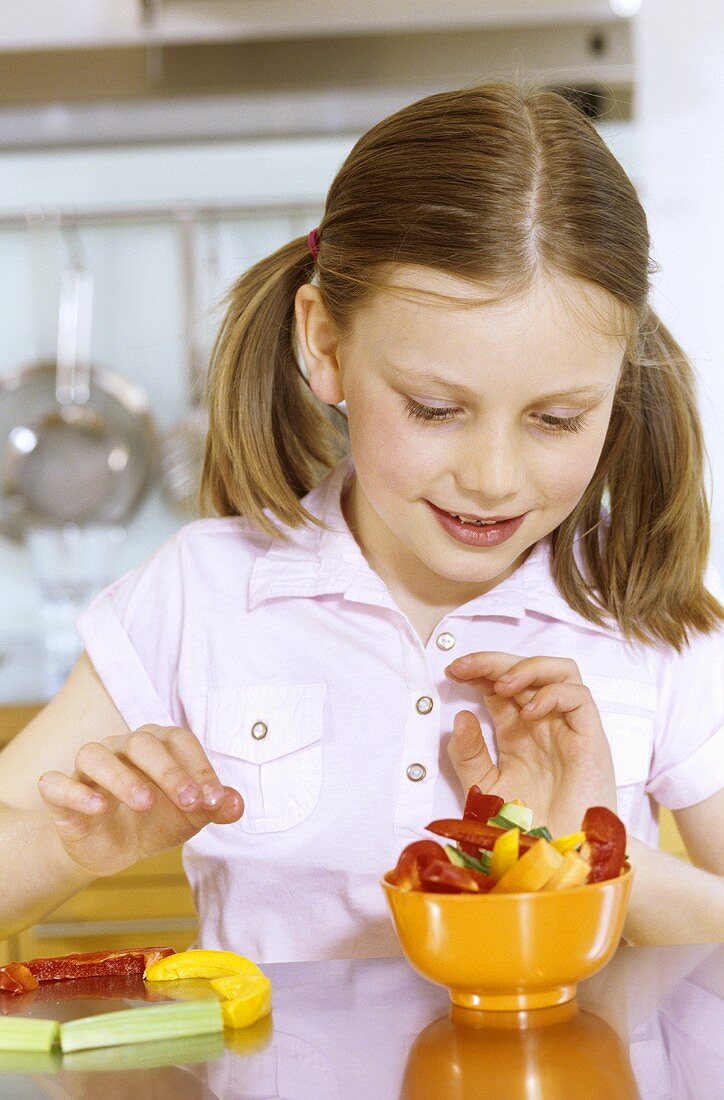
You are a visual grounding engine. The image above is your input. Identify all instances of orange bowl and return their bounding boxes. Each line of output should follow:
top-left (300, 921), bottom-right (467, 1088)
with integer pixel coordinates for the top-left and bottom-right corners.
top-left (381, 865), bottom-right (632, 1011)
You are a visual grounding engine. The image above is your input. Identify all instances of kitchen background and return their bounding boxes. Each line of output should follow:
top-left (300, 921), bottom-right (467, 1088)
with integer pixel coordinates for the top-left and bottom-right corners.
top-left (1, 0), bottom-right (723, 703)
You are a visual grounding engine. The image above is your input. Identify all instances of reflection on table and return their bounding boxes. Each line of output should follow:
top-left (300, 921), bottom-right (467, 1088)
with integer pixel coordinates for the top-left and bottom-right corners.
top-left (0, 943), bottom-right (720, 1098)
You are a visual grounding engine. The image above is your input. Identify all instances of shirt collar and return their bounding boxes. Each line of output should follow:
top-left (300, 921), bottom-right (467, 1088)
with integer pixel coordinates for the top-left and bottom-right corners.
top-left (247, 459), bottom-right (619, 637)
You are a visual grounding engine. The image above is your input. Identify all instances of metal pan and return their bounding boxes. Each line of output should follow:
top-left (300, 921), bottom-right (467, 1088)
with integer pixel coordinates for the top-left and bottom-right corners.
top-left (0, 251), bottom-right (157, 543)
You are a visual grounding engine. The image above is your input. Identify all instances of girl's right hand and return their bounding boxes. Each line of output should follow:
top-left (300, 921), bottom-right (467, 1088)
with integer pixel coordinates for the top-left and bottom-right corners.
top-left (37, 725), bottom-right (244, 877)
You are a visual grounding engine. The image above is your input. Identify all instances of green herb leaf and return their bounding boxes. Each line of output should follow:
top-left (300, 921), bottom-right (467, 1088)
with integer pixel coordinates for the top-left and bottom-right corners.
top-left (527, 826), bottom-right (553, 841)
top-left (451, 846), bottom-right (491, 875)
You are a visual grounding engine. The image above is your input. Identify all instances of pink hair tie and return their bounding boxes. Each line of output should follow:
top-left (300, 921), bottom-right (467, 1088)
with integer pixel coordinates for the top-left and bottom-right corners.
top-left (307, 227), bottom-right (320, 260)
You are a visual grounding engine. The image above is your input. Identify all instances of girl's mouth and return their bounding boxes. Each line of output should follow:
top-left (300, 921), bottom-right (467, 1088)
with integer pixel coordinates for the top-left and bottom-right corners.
top-left (427, 502), bottom-right (527, 546)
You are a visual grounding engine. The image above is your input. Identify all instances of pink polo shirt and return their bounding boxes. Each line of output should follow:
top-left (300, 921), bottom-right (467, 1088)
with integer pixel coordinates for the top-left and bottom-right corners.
top-left (77, 459), bottom-right (724, 962)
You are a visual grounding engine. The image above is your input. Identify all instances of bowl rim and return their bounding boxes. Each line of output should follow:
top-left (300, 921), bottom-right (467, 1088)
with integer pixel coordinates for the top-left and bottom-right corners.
top-left (381, 862), bottom-right (632, 899)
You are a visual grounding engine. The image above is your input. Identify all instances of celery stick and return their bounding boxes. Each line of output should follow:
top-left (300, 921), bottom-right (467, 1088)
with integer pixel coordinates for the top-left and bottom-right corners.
top-left (62, 1029), bottom-right (224, 1072)
top-left (59, 999), bottom-right (223, 1053)
top-left (0, 1048), bottom-right (61, 1074)
top-left (0, 1016), bottom-right (59, 1052)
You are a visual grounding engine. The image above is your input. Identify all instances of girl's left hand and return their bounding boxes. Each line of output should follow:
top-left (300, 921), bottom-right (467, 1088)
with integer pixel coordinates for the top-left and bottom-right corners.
top-left (445, 651), bottom-right (617, 837)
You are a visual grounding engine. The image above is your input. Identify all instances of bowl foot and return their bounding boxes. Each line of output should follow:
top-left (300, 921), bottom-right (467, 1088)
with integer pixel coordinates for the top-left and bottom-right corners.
top-left (449, 984), bottom-right (577, 1012)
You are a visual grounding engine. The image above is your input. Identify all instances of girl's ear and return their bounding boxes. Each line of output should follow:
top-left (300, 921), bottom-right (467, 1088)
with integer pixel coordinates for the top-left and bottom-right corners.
top-left (294, 284), bottom-right (345, 405)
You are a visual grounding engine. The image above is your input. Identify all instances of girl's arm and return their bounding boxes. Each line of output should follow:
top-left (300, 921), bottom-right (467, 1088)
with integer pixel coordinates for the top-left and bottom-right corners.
top-left (623, 837), bottom-right (724, 944)
top-left (622, 789), bottom-right (724, 945)
top-left (0, 655), bottom-right (129, 936)
top-left (675, 788), bottom-right (724, 874)
top-left (0, 653), bottom-right (243, 939)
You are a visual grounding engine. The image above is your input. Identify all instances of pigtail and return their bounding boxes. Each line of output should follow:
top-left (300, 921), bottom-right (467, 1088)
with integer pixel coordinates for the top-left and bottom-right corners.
top-left (201, 235), bottom-right (348, 535)
top-left (552, 307), bottom-right (724, 649)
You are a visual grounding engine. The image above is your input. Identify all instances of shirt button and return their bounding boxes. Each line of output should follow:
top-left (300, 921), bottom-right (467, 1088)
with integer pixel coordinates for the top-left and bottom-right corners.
top-left (436, 631), bottom-right (455, 651)
top-left (415, 696), bottom-right (434, 715)
top-left (251, 721), bottom-right (268, 740)
top-left (406, 763), bottom-right (427, 782)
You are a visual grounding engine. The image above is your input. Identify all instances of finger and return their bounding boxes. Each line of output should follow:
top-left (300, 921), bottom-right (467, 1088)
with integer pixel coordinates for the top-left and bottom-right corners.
top-left (38, 771), bottom-right (108, 839)
top-left (491, 656), bottom-right (583, 694)
top-left (446, 652), bottom-right (522, 684)
top-left (205, 785), bottom-right (245, 825)
top-left (112, 727), bottom-right (217, 813)
top-left (157, 727), bottom-right (228, 809)
top-left (448, 652), bottom-right (582, 690)
top-left (446, 710), bottom-right (498, 795)
top-left (74, 741), bottom-right (156, 812)
top-left (520, 683), bottom-right (601, 735)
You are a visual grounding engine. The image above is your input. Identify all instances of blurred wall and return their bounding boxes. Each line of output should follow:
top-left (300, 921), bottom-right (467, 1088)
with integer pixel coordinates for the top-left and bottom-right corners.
top-left (634, 0), bottom-right (724, 580)
top-left (0, 136), bottom-right (344, 639)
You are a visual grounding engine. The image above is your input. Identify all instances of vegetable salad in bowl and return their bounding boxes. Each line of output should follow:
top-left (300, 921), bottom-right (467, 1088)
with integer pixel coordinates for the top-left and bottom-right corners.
top-left (382, 788), bottom-right (632, 1012)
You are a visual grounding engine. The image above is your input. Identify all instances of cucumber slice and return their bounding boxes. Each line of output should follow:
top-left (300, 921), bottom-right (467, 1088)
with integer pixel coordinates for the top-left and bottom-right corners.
top-left (59, 999), bottom-right (223, 1053)
top-left (487, 814), bottom-right (524, 831)
top-left (498, 802), bottom-right (534, 831)
top-left (445, 845), bottom-right (467, 867)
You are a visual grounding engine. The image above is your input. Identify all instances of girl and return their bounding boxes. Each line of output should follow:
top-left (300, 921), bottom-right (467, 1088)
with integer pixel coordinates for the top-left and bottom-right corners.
top-left (0, 83), bottom-right (722, 957)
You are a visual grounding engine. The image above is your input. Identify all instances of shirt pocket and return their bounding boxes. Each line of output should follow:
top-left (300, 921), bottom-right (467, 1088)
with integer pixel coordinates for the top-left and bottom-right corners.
top-left (204, 683), bottom-right (326, 834)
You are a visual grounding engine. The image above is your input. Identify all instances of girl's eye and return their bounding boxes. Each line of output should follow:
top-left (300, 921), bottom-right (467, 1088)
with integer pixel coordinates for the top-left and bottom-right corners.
top-left (536, 412), bottom-right (588, 434)
top-left (404, 397), bottom-right (461, 423)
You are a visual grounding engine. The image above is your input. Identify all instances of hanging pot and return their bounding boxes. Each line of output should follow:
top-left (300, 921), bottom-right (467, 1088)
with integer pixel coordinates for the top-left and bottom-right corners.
top-left (0, 247), bottom-right (157, 543)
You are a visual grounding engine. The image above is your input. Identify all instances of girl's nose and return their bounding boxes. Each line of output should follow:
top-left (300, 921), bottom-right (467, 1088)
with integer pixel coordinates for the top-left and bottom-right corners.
top-left (454, 426), bottom-right (524, 506)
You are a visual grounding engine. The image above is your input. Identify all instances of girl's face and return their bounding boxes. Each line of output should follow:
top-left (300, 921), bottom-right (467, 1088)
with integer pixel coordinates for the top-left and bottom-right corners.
top-left (299, 267), bottom-right (626, 604)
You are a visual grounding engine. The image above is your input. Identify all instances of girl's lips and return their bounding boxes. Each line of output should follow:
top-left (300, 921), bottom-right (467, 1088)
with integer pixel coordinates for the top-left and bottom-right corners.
top-left (427, 501), bottom-right (527, 547)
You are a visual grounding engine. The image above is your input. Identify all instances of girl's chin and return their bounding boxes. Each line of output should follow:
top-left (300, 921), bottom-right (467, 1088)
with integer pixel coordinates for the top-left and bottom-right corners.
top-left (414, 549), bottom-right (520, 587)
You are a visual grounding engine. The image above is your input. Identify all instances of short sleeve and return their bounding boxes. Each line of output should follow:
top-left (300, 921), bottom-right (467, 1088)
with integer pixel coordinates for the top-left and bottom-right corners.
top-left (76, 529), bottom-right (189, 732)
top-left (645, 570), bottom-right (724, 809)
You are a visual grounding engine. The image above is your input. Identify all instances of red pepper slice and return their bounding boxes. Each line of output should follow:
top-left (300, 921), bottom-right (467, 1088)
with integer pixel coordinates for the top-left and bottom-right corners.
top-left (582, 807), bottom-right (627, 883)
top-left (390, 840), bottom-right (449, 891)
top-left (426, 818), bottom-right (537, 854)
top-left (22, 947), bottom-right (175, 984)
top-left (463, 785), bottom-right (504, 823)
top-left (0, 963), bottom-right (39, 995)
top-left (460, 787), bottom-right (506, 856)
top-left (418, 859), bottom-right (494, 894)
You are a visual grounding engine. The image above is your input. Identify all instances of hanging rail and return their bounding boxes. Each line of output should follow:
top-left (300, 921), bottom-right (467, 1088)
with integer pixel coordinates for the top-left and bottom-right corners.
top-left (0, 198), bottom-right (324, 230)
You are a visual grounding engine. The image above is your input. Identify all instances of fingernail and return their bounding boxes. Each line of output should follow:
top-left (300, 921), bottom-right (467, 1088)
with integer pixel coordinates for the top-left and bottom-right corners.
top-left (201, 785), bottom-right (223, 808)
top-left (177, 784), bottom-right (201, 807)
top-left (87, 794), bottom-right (104, 811)
top-left (131, 787), bottom-right (153, 809)
top-left (521, 701), bottom-right (536, 713)
top-left (497, 675), bottom-right (513, 685)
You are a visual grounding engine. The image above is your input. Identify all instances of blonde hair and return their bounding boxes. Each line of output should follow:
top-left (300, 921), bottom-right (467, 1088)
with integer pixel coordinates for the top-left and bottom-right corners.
top-left (202, 82), bottom-right (723, 650)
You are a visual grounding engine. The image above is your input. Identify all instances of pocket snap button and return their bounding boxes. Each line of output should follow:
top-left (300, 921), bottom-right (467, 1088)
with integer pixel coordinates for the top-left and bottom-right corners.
top-left (406, 763), bottom-right (426, 782)
top-left (251, 721), bottom-right (268, 740)
top-left (415, 696), bottom-right (434, 715)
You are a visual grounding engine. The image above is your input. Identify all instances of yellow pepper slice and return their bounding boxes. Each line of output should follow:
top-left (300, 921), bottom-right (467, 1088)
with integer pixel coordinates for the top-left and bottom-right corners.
top-left (489, 827), bottom-right (520, 881)
top-left (543, 850), bottom-right (590, 890)
top-left (144, 950), bottom-right (263, 982)
top-left (551, 831), bottom-right (586, 855)
top-left (491, 838), bottom-right (564, 893)
top-left (210, 974), bottom-right (272, 1029)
